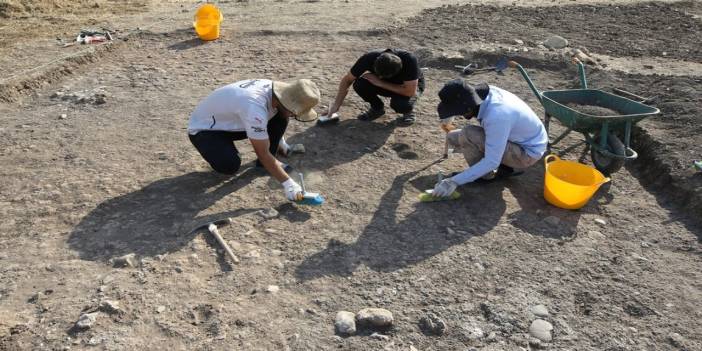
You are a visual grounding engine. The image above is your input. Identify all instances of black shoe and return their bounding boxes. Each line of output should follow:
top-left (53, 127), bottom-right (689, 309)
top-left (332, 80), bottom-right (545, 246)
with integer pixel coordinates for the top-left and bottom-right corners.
top-left (398, 111), bottom-right (416, 125)
top-left (357, 107), bottom-right (385, 121)
top-left (464, 165), bottom-right (525, 183)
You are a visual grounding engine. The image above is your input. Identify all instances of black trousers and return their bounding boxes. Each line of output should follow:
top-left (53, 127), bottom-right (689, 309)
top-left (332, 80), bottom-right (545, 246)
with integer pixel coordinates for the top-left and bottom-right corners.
top-left (352, 73), bottom-right (426, 113)
top-left (189, 113), bottom-right (288, 174)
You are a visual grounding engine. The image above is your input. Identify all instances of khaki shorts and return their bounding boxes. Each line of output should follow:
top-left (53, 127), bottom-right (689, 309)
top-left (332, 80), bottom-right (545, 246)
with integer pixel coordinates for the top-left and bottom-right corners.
top-left (447, 125), bottom-right (540, 170)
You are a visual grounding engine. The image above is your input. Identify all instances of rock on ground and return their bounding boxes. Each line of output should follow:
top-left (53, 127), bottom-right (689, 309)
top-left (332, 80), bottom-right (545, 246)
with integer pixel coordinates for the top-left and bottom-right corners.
top-left (529, 319), bottom-right (553, 342)
top-left (530, 304), bottom-right (549, 318)
top-left (75, 312), bottom-right (99, 330)
top-left (418, 313), bottom-right (447, 336)
top-left (335, 311), bottom-right (356, 335)
top-left (356, 308), bottom-right (393, 328)
top-left (543, 35), bottom-right (568, 49)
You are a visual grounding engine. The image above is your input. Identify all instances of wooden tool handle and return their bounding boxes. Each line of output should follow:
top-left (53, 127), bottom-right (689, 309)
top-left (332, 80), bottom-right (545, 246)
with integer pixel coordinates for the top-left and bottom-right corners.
top-left (208, 224), bottom-right (240, 264)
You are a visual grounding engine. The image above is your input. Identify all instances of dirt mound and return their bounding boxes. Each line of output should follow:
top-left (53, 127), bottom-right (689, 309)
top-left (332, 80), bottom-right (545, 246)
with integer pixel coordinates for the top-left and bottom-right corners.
top-left (0, 0), bottom-right (147, 19)
top-left (395, 1), bottom-right (702, 63)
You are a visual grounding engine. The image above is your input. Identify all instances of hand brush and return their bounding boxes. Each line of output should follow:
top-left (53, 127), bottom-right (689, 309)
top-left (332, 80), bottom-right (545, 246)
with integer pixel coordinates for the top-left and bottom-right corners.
top-left (295, 172), bottom-right (325, 206)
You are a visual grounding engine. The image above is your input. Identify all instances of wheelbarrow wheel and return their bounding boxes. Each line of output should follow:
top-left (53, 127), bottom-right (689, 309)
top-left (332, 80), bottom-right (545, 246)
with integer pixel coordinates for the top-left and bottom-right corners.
top-left (590, 132), bottom-right (626, 176)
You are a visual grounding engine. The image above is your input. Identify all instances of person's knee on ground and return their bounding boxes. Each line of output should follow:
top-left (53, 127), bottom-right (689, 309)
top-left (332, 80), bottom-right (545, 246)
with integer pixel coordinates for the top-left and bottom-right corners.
top-left (208, 156), bottom-right (242, 175)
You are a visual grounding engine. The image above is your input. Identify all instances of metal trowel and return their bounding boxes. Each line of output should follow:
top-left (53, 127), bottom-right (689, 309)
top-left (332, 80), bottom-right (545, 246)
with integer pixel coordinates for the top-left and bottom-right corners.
top-left (295, 172), bottom-right (325, 206)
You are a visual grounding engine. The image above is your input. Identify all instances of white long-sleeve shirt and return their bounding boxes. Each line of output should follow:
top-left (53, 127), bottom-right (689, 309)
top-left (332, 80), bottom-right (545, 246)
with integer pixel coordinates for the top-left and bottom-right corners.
top-left (451, 86), bottom-right (547, 185)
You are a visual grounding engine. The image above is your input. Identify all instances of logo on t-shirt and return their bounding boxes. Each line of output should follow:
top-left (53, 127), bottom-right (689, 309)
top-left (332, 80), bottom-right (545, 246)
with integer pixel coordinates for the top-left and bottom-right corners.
top-left (239, 79), bottom-right (260, 89)
top-left (252, 127), bottom-right (266, 133)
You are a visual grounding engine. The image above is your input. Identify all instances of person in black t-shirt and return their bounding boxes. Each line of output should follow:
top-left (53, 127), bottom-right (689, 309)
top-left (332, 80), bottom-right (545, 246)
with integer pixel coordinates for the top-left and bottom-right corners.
top-left (322, 48), bottom-right (425, 125)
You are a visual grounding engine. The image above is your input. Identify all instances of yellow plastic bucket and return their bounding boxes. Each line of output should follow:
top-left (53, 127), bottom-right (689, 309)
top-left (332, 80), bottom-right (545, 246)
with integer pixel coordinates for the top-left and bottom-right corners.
top-left (193, 4), bottom-right (223, 41)
top-left (543, 155), bottom-right (610, 210)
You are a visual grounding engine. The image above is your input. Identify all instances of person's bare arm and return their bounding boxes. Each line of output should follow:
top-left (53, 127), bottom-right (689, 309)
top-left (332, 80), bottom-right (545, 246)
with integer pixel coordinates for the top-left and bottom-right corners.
top-left (250, 138), bottom-right (289, 182)
top-left (361, 73), bottom-right (418, 97)
top-left (323, 72), bottom-right (356, 116)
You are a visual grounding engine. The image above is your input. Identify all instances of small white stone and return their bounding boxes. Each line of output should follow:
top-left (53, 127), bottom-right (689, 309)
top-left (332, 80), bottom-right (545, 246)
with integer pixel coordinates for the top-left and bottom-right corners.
top-left (156, 305), bottom-right (166, 313)
top-left (513, 39), bottom-right (524, 45)
top-left (530, 304), bottom-right (549, 318)
top-left (335, 311), bottom-right (356, 335)
top-left (594, 218), bottom-right (607, 226)
top-left (266, 285), bottom-right (280, 293)
top-left (264, 228), bottom-right (277, 234)
top-left (59, 114), bottom-right (67, 119)
top-left (370, 332), bottom-right (390, 341)
top-left (529, 319), bottom-right (553, 342)
top-left (75, 312), bottom-right (99, 330)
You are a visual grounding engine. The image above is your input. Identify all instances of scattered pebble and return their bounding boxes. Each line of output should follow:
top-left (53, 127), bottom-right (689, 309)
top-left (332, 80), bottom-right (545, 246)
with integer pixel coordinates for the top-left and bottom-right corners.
top-left (258, 208), bottom-right (279, 219)
top-left (356, 308), bottom-right (393, 328)
top-left (543, 35), bottom-right (568, 49)
top-left (594, 218), bottom-right (607, 226)
top-left (419, 313), bottom-right (447, 336)
top-left (74, 312), bottom-right (99, 330)
top-left (544, 216), bottom-right (560, 226)
top-left (668, 332), bottom-right (685, 347)
top-left (530, 304), bottom-right (549, 318)
top-left (335, 311), bottom-right (356, 335)
top-left (59, 114), bottom-right (67, 120)
top-left (264, 228), bottom-right (277, 234)
top-left (99, 300), bottom-right (120, 314)
top-left (529, 319), bottom-right (553, 342)
top-left (111, 253), bottom-right (136, 268)
top-left (513, 39), bottom-right (524, 45)
top-left (156, 305), bottom-right (166, 313)
top-left (446, 227), bottom-right (456, 236)
top-left (587, 230), bottom-right (605, 240)
top-left (369, 332), bottom-right (390, 341)
top-left (266, 285), bottom-right (280, 293)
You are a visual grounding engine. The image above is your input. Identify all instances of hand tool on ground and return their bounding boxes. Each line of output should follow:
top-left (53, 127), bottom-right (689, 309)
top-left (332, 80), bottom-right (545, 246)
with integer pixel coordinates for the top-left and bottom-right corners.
top-left (207, 221), bottom-right (240, 264)
top-left (295, 172), bottom-right (325, 205)
top-left (418, 172), bottom-right (461, 202)
top-left (455, 57), bottom-right (508, 76)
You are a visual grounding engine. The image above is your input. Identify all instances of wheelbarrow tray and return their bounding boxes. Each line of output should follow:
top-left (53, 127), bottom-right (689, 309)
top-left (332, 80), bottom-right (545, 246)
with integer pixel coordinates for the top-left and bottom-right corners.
top-left (541, 89), bottom-right (659, 132)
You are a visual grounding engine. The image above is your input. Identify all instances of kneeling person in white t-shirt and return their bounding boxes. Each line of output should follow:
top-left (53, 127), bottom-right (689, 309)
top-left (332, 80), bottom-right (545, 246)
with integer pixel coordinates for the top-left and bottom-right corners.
top-left (188, 79), bottom-right (320, 201)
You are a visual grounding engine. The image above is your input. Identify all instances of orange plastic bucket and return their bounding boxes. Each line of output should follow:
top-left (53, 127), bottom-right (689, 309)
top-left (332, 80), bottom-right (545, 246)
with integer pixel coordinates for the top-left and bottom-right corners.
top-left (543, 155), bottom-right (610, 210)
top-left (193, 4), bottom-right (223, 41)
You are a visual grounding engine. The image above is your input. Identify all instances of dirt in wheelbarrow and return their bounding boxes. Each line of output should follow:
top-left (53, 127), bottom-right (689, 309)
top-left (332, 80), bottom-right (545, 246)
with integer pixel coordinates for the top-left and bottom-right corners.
top-left (565, 103), bottom-right (621, 117)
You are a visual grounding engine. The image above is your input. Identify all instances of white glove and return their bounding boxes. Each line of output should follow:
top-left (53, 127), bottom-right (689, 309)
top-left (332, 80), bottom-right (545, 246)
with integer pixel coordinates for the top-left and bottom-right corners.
top-left (432, 178), bottom-right (458, 198)
top-left (282, 178), bottom-right (303, 201)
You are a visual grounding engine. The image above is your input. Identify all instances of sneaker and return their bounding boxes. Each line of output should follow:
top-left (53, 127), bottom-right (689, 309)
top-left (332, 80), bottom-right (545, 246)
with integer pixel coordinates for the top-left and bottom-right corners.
top-left (473, 165), bottom-right (524, 183)
top-left (357, 107), bottom-right (385, 121)
top-left (398, 111), bottom-right (416, 125)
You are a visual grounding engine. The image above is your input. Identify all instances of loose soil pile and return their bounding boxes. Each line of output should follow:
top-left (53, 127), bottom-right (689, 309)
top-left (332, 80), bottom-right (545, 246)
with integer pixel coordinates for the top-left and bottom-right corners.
top-left (565, 103), bottom-right (620, 117)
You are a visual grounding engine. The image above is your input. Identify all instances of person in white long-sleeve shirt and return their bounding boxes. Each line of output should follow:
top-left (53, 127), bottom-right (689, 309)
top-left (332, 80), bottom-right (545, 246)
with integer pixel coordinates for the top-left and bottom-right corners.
top-left (432, 79), bottom-right (548, 198)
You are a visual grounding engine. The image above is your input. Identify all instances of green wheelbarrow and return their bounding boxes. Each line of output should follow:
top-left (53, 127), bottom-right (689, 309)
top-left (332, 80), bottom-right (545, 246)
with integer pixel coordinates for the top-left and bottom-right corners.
top-left (508, 59), bottom-right (660, 175)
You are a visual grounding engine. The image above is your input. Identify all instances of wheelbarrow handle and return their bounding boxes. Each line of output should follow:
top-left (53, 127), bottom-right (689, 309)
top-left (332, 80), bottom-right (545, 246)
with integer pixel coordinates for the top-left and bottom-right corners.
top-left (508, 60), bottom-right (543, 104)
top-left (571, 57), bottom-right (588, 89)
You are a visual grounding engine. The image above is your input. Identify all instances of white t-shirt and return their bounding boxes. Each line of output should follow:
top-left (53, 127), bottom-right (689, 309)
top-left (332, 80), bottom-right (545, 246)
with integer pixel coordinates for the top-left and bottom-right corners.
top-left (188, 79), bottom-right (277, 140)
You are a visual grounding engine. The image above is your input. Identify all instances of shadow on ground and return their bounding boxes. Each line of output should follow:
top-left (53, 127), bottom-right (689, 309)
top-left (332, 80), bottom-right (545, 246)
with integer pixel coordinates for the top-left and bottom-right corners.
top-left (286, 118), bottom-right (397, 171)
top-left (295, 165), bottom-right (506, 281)
top-left (68, 168), bottom-right (264, 262)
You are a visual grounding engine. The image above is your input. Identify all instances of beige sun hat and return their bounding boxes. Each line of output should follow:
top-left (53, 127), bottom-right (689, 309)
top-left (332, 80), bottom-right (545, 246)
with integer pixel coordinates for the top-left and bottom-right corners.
top-left (272, 79), bottom-right (320, 122)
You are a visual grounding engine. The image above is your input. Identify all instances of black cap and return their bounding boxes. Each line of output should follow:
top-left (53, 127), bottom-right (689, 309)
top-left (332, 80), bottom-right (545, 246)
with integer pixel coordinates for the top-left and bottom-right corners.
top-left (437, 79), bottom-right (485, 119)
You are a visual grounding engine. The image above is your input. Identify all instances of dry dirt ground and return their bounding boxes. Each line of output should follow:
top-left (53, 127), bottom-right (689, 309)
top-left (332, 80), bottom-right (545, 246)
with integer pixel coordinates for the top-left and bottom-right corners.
top-left (1, 1), bottom-right (701, 350)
